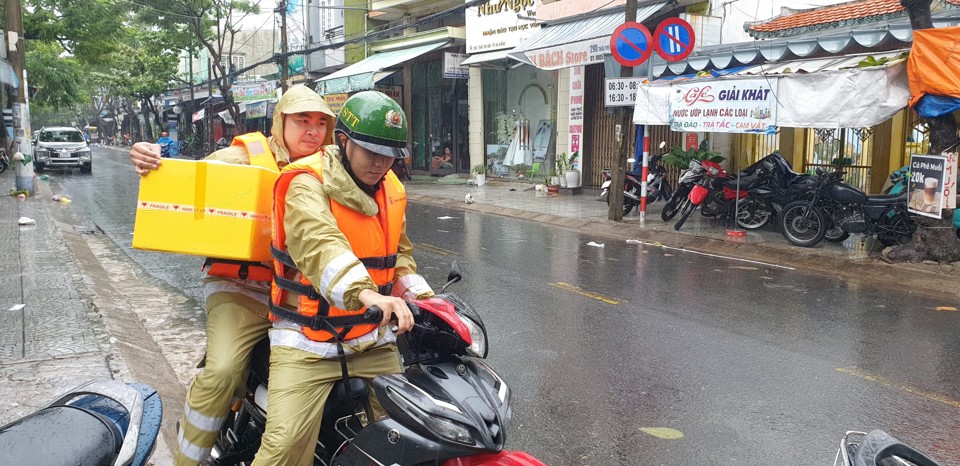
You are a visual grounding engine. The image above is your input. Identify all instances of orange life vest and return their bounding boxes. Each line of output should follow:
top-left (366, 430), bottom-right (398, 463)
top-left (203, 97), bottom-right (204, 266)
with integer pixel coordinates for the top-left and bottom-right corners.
top-left (269, 152), bottom-right (406, 342)
top-left (201, 132), bottom-right (280, 282)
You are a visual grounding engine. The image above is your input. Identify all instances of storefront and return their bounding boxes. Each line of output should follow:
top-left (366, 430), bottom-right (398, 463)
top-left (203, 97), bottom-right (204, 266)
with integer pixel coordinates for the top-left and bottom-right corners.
top-left (462, 0), bottom-right (547, 178)
top-left (315, 30), bottom-right (468, 174)
top-left (474, 1), bottom-right (670, 186)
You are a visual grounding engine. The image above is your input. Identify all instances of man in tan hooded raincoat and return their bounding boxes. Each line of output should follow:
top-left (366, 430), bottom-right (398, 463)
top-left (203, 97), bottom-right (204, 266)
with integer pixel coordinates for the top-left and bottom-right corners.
top-left (129, 85), bottom-right (336, 466)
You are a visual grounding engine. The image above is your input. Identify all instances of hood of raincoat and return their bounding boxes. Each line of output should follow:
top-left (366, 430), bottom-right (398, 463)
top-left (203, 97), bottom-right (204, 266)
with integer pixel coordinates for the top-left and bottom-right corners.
top-left (269, 85), bottom-right (336, 164)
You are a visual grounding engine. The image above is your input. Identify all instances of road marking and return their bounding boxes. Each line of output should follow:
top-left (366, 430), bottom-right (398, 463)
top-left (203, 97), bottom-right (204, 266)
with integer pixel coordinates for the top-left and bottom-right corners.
top-left (626, 239), bottom-right (795, 270)
top-left (935, 306), bottom-right (957, 311)
top-left (549, 282), bottom-right (626, 305)
top-left (640, 427), bottom-right (684, 439)
top-left (416, 243), bottom-right (457, 256)
top-left (837, 367), bottom-right (960, 408)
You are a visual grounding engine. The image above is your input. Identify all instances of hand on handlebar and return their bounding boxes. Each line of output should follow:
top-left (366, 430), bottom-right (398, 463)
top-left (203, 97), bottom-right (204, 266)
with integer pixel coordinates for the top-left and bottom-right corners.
top-left (358, 289), bottom-right (414, 334)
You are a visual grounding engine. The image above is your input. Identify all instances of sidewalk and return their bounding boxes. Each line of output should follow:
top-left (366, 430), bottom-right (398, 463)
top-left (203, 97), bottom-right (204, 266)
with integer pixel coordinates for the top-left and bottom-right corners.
top-left (404, 176), bottom-right (960, 300)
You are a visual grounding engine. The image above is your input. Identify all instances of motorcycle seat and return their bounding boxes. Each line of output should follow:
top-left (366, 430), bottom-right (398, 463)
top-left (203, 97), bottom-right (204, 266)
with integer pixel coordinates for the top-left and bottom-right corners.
top-left (722, 174), bottom-right (758, 189)
top-left (865, 192), bottom-right (906, 205)
top-left (0, 405), bottom-right (122, 466)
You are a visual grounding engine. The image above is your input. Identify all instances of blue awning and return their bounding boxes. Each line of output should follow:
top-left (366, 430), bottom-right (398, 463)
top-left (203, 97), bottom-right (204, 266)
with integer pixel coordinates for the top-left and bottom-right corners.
top-left (0, 59), bottom-right (17, 88)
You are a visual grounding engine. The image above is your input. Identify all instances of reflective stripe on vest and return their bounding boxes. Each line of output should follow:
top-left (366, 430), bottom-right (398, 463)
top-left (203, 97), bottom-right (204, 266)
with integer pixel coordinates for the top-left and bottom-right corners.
top-left (269, 152), bottom-right (407, 342)
top-left (202, 132), bottom-right (279, 283)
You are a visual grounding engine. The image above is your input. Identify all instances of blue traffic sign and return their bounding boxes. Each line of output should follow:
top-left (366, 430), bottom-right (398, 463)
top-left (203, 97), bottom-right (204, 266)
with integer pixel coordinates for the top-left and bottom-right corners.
top-left (654, 17), bottom-right (696, 62)
top-left (610, 22), bottom-right (653, 67)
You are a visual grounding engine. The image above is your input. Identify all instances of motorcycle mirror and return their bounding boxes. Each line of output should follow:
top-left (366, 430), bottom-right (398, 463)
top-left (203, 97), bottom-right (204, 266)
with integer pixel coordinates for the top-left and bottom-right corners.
top-left (441, 261), bottom-right (462, 294)
top-left (815, 168), bottom-right (823, 175)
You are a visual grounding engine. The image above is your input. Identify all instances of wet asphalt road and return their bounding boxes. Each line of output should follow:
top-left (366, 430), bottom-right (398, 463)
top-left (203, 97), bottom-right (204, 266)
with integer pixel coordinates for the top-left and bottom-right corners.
top-left (45, 146), bottom-right (960, 465)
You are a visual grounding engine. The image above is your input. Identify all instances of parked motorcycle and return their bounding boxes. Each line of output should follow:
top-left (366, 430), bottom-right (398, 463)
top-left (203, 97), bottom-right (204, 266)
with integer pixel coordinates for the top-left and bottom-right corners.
top-left (210, 262), bottom-right (545, 466)
top-left (600, 142), bottom-right (673, 215)
top-left (779, 167), bottom-right (916, 248)
top-left (834, 430), bottom-right (942, 466)
top-left (661, 159), bottom-right (706, 221)
top-left (674, 159), bottom-right (771, 231)
top-left (0, 379), bottom-right (163, 466)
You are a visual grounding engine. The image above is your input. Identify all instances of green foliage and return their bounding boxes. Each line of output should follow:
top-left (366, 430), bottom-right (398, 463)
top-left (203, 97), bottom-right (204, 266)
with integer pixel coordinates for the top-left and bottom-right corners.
top-left (472, 164), bottom-right (486, 175)
top-left (662, 145), bottom-right (725, 170)
top-left (25, 42), bottom-right (87, 110)
top-left (24, 0), bottom-right (128, 65)
top-left (555, 151), bottom-right (579, 173)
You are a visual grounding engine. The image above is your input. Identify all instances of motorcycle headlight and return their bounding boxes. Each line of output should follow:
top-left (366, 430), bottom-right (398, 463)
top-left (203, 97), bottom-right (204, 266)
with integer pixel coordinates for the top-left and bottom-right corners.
top-left (388, 389), bottom-right (474, 445)
top-left (459, 315), bottom-right (487, 358)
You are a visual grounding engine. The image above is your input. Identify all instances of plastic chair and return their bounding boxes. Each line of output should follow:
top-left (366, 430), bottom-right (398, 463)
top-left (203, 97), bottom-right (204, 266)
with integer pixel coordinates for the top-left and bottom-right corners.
top-left (530, 162), bottom-right (541, 178)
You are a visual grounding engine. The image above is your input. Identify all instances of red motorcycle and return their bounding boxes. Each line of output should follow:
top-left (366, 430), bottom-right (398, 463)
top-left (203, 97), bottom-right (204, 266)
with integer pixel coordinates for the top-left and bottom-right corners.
top-left (673, 160), bottom-right (771, 231)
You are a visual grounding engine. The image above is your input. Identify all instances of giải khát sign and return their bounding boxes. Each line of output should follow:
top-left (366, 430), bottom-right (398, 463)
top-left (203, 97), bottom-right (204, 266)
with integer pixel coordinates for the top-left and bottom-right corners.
top-left (669, 79), bottom-right (778, 134)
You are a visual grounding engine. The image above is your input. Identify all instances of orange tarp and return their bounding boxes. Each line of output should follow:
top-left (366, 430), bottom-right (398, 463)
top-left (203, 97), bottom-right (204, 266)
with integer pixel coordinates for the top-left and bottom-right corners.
top-left (907, 25), bottom-right (960, 107)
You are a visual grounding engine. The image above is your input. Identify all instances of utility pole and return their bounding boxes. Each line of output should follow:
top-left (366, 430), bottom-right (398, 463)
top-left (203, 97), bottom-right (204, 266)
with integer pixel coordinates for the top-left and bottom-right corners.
top-left (5, 0), bottom-right (34, 194)
top-left (608, 0), bottom-right (637, 221)
top-left (278, 0), bottom-right (289, 91)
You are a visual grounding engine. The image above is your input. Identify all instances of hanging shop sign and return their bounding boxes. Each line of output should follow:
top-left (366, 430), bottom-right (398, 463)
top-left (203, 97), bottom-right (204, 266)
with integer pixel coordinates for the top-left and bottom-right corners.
top-left (444, 52), bottom-right (469, 79)
top-left (569, 65), bottom-right (584, 168)
top-left (526, 36), bottom-right (609, 70)
top-left (232, 81), bottom-right (279, 103)
top-left (246, 101), bottom-right (268, 119)
top-left (375, 85), bottom-right (403, 105)
top-left (604, 77), bottom-right (644, 107)
top-left (668, 79), bottom-right (778, 133)
top-left (907, 153), bottom-right (948, 218)
top-left (323, 93), bottom-right (349, 116)
top-left (466, 0), bottom-right (542, 54)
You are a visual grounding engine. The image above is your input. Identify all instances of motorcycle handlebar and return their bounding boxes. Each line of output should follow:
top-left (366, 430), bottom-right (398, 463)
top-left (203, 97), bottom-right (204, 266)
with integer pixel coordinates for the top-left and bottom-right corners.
top-left (363, 301), bottom-right (422, 324)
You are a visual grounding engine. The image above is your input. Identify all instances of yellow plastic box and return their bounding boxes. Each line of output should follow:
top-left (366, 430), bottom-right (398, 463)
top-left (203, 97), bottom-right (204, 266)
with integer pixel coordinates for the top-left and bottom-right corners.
top-left (133, 159), bottom-right (278, 262)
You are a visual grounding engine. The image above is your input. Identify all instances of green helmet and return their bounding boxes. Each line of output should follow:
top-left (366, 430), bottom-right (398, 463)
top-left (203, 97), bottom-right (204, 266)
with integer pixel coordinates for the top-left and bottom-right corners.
top-left (335, 91), bottom-right (409, 159)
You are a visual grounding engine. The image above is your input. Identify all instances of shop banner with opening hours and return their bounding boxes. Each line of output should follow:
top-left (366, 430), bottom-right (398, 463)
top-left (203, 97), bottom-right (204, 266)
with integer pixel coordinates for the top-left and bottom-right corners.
top-left (907, 154), bottom-right (948, 219)
top-left (669, 79), bottom-right (778, 134)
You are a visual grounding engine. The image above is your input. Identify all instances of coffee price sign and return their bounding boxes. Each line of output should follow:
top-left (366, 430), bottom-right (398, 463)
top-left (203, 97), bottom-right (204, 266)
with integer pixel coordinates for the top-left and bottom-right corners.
top-left (908, 154), bottom-right (948, 219)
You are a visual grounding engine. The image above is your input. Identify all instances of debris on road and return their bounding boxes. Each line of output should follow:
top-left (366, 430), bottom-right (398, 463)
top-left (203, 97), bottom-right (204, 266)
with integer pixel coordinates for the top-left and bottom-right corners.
top-left (17, 216), bottom-right (35, 225)
top-left (586, 241), bottom-right (604, 248)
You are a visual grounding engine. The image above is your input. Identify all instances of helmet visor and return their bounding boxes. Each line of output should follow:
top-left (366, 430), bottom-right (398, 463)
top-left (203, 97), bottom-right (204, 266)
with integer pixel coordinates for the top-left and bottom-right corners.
top-left (351, 138), bottom-right (409, 159)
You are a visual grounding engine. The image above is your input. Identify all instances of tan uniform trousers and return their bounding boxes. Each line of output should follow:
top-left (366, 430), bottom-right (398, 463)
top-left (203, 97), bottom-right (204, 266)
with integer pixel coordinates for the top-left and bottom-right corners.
top-left (175, 282), bottom-right (272, 466)
top-left (250, 343), bottom-right (403, 466)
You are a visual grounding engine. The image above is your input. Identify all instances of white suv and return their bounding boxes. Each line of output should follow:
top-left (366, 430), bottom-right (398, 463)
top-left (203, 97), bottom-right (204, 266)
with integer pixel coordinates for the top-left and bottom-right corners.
top-left (34, 126), bottom-right (92, 174)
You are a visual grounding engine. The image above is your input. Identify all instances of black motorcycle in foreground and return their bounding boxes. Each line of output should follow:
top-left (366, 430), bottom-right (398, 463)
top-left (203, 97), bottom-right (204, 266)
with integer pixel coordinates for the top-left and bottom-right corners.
top-left (835, 430), bottom-right (942, 466)
top-left (0, 379), bottom-right (163, 466)
top-left (779, 167), bottom-right (916, 248)
top-left (210, 262), bottom-right (544, 466)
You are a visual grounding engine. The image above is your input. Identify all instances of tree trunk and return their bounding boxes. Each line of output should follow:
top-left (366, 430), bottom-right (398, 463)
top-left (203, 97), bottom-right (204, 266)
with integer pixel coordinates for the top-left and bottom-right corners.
top-left (884, 0), bottom-right (960, 266)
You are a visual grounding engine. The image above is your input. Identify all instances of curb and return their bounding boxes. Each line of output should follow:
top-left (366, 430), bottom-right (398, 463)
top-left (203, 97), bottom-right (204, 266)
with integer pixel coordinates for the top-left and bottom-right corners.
top-left (407, 192), bottom-right (960, 302)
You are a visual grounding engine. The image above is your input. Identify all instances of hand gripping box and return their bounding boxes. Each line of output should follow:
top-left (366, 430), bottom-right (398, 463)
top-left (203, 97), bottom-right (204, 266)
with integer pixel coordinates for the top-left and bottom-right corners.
top-left (133, 159), bottom-right (279, 262)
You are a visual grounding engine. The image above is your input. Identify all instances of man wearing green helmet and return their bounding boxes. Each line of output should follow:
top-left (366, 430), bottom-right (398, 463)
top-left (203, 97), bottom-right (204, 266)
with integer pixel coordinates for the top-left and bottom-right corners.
top-left (252, 91), bottom-right (434, 465)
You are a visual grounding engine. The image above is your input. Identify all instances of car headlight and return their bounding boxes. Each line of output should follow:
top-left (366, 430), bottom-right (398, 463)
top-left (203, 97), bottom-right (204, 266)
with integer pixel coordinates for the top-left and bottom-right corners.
top-left (78, 148), bottom-right (92, 159)
top-left (35, 148), bottom-right (49, 159)
top-left (458, 315), bottom-right (487, 358)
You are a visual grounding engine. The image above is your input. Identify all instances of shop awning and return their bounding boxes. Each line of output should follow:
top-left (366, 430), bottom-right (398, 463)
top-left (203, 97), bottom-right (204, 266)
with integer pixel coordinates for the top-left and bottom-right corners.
top-left (651, 9), bottom-right (960, 78)
top-left (518, 2), bottom-right (667, 70)
top-left (460, 49), bottom-right (513, 66)
top-left (633, 51), bottom-right (910, 129)
top-left (0, 59), bottom-right (16, 87)
top-left (316, 41), bottom-right (448, 94)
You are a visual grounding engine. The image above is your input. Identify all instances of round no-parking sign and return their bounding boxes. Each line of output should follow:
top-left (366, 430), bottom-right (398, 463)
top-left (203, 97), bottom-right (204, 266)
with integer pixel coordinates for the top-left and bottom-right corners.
top-left (654, 17), bottom-right (696, 62)
top-left (609, 22), bottom-right (653, 67)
